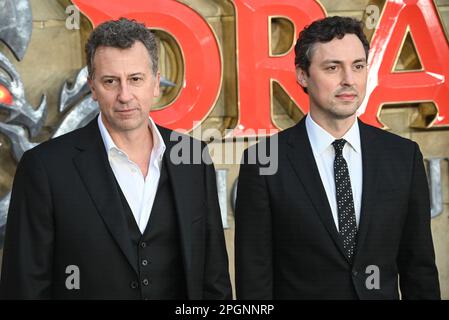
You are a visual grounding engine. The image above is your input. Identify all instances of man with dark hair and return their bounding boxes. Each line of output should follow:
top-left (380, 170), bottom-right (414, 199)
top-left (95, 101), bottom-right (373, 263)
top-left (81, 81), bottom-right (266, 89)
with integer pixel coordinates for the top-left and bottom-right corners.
top-left (235, 16), bottom-right (440, 299)
top-left (0, 18), bottom-right (231, 299)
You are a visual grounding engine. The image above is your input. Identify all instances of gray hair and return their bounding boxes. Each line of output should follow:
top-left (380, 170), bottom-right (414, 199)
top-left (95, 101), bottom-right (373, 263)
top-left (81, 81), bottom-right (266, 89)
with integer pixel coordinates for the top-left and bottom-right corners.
top-left (85, 17), bottom-right (158, 78)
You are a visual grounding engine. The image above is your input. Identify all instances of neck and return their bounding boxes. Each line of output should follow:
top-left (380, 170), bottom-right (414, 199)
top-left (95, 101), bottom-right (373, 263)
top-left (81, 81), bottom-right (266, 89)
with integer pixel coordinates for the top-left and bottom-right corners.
top-left (112, 128), bottom-right (152, 153)
top-left (108, 125), bottom-right (154, 178)
top-left (309, 111), bottom-right (356, 139)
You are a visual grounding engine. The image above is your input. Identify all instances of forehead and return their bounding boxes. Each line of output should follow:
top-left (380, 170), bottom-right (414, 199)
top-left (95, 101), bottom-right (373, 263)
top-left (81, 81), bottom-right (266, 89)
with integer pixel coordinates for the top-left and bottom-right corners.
top-left (92, 41), bottom-right (151, 74)
top-left (309, 34), bottom-right (366, 64)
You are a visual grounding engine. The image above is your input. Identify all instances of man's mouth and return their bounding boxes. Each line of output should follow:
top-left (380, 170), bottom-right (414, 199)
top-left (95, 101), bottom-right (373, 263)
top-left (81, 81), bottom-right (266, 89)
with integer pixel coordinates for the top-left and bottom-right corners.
top-left (335, 93), bottom-right (357, 101)
top-left (116, 108), bottom-right (138, 114)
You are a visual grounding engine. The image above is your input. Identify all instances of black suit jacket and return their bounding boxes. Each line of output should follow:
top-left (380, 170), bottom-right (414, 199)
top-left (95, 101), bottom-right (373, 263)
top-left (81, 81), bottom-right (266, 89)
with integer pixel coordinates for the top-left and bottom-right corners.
top-left (235, 117), bottom-right (440, 299)
top-left (0, 118), bottom-right (232, 299)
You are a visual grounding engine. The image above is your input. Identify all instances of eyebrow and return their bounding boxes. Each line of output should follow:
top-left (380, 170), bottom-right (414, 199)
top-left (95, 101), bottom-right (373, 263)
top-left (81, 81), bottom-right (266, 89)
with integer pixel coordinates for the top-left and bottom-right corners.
top-left (128, 72), bottom-right (146, 77)
top-left (100, 72), bottom-right (146, 80)
top-left (320, 58), bottom-right (367, 65)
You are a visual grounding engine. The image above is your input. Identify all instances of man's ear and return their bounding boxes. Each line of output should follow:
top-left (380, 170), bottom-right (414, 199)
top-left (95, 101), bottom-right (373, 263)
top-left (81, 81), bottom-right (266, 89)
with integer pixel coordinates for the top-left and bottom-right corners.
top-left (87, 78), bottom-right (97, 101)
top-left (296, 68), bottom-right (308, 88)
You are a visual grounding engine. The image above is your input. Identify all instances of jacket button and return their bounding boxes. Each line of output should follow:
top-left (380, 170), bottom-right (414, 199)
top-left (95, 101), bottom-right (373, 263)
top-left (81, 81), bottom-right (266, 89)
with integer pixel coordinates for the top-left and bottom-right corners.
top-left (142, 278), bottom-right (150, 286)
top-left (130, 281), bottom-right (139, 289)
top-left (140, 242), bottom-right (147, 248)
top-left (352, 270), bottom-right (358, 277)
top-left (142, 259), bottom-right (149, 266)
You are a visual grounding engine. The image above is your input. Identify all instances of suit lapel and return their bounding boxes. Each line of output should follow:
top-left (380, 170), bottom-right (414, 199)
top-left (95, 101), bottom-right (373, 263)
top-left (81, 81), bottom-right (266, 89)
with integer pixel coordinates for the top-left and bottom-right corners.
top-left (286, 118), bottom-right (351, 263)
top-left (72, 119), bottom-right (138, 274)
top-left (354, 120), bottom-right (380, 263)
top-left (158, 126), bottom-right (193, 279)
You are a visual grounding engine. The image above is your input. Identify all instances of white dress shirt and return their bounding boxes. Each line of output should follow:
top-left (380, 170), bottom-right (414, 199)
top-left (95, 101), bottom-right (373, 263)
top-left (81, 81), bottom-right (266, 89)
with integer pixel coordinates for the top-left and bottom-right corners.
top-left (305, 114), bottom-right (363, 231)
top-left (98, 114), bottom-right (166, 234)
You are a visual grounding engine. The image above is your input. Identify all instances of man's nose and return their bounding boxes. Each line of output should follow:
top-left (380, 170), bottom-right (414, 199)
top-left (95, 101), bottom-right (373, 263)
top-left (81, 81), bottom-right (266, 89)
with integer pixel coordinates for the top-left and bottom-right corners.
top-left (118, 82), bottom-right (133, 103)
top-left (341, 68), bottom-right (356, 87)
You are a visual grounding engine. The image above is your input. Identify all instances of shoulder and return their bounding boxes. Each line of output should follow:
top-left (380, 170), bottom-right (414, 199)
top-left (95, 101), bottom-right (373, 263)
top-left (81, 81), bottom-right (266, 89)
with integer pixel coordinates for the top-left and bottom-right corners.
top-left (360, 121), bottom-right (418, 151)
top-left (157, 125), bottom-right (205, 147)
top-left (242, 121), bottom-right (301, 159)
top-left (157, 125), bottom-right (211, 167)
top-left (359, 121), bottom-right (423, 170)
top-left (21, 121), bottom-right (96, 163)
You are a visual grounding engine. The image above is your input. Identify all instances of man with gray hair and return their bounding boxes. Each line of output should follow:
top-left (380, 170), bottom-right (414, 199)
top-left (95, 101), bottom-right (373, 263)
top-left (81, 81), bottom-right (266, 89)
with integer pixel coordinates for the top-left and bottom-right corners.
top-left (0, 18), bottom-right (231, 299)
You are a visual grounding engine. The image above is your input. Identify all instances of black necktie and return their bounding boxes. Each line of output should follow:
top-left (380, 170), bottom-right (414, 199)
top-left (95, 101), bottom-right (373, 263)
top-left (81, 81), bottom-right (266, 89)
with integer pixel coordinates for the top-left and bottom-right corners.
top-left (332, 139), bottom-right (357, 261)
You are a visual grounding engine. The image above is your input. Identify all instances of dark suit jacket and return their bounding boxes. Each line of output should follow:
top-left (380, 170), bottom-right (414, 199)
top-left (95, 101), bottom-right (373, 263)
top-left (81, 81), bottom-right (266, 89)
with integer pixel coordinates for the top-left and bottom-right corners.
top-left (235, 117), bottom-right (440, 299)
top-left (0, 117), bottom-right (232, 299)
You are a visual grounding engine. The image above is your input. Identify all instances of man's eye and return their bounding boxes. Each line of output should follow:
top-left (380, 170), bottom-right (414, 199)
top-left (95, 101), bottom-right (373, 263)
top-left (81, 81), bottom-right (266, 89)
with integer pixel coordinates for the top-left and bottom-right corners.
top-left (326, 65), bottom-right (337, 71)
top-left (104, 79), bottom-right (117, 86)
top-left (130, 77), bottom-right (143, 83)
top-left (355, 64), bottom-right (366, 70)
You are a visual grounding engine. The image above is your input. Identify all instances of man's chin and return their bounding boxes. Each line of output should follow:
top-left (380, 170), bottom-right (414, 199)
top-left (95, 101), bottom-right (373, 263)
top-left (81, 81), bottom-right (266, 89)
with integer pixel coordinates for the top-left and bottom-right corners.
top-left (331, 104), bottom-right (359, 119)
top-left (330, 107), bottom-right (356, 118)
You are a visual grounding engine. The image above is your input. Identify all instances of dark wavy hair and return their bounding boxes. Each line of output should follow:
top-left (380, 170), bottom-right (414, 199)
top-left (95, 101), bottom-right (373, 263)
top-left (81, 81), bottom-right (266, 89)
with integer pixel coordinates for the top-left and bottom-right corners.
top-left (294, 16), bottom-right (369, 75)
top-left (85, 17), bottom-right (158, 79)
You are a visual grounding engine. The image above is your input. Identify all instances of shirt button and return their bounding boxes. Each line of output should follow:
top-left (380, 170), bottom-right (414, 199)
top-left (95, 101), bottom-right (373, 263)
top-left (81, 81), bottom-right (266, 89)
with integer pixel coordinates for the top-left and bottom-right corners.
top-left (142, 278), bottom-right (150, 286)
top-left (140, 242), bottom-right (147, 248)
top-left (130, 281), bottom-right (138, 289)
top-left (142, 259), bottom-right (149, 266)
